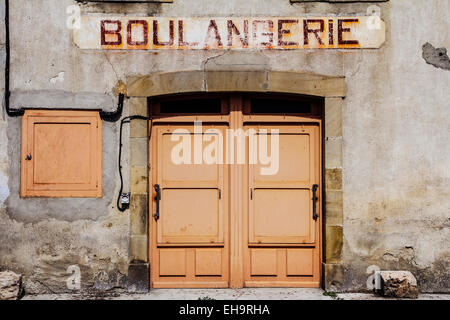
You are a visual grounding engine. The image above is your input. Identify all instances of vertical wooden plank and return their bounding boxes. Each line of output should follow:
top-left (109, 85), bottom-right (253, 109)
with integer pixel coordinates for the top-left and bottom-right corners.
top-left (20, 112), bottom-right (28, 197)
top-left (229, 95), bottom-right (244, 288)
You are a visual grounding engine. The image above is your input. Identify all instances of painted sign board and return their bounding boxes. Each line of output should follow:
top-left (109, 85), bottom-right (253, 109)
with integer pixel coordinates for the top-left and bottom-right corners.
top-left (74, 16), bottom-right (385, 50)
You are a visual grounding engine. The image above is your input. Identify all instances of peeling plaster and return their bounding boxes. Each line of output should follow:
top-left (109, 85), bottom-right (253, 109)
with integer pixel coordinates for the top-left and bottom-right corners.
top-left (0, 171), bottom-right (9, 205)
top-left (422, 43), bottom-right (450, 71)
top-left (49, 71), bottom-right (65, 85)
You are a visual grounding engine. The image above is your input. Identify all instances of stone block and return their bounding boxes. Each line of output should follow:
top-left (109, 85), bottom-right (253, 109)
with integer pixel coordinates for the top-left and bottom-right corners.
top-left (130, 120), bottom-right (148, 139)
top-left (325, 169), bottom-right (343, 191)
top-left (130, 98), bottom-right (148, 117)
top-left (130, 194), bottom-right (148, 236)
top-left (323, 263), bottom-right (345, 292)
top-left (0, 271), bottom-right (23, 300)
top-left (128, 263), bottom-right (149, 293)
top-left (127, 71), bottom-right (204, 97)
top-left (130, 138), bottom-right (148, 167)
top-left (130, 235), bottom-right (148, 262)
top-left (325, 97), bottom-right (343, 138)
top-left (379, 271), bottom-right (419, 299)
top-left (130, 98), bottom-right (148, 138)
top-left (130, 167), bottom-right (148, 194)
top-left (325, 190), bottom-right (343, 226)
top-left (205, 71), bottom-right (268, 92)
top-left (325, 138), bottom-right (343, 169)
top-left (325, 226), bottom-right (343, 264)
top-left (268, 71), bottom-right (346, 98)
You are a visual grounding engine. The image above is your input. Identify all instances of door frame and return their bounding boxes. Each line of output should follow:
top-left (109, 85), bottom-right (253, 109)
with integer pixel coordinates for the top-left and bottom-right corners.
top-left (126, 70), bottom-right (346, 292)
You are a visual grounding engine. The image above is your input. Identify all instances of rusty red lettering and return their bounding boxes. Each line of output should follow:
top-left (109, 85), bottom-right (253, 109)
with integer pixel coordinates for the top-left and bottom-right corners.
top-left (153, 20), bottom-right (174, 46)
top-left (227, 20), bottom-right (249, 48)
top-left (338, 19), bottom-right (360, 46)
top-left (278, 19), bottom-right (299, 47)
top-left (127, 20), bottom-right (148, 46)
top-left (101, 20), bottom-right (122, 46)
top-left (303, 19), bottom-right (325, 46)
top-left (253, 20), bottom-right (274, 47)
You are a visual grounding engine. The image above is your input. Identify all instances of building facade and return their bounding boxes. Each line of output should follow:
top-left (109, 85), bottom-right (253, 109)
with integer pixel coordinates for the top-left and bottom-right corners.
top-left (0, 0), bottom-right (449, 293)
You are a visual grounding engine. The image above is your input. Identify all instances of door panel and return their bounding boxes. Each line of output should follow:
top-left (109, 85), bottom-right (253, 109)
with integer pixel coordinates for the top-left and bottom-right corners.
top-left (159, 249), bottom-right (186, 276)
top-left (250, 249), bottom-right (278, 276)
top-left (195, 249), bottom-right (223, 276)
top-left (34, 123), bottom-right (91, 184)
top-left (160, 188), bottom-right (221, 244)
top-left (245, 124), bottom-right (321, 287)
top-left (248, 127), bottom-right (317, 245)
top-left (286, 249), bottom-right (314, 276)
top-left (151, 125), bottom-right (229, 288)
top-left (253, 133), bottom-right (311, 185)
top-left (252, 188), bottom-right (312, 244)
top-left (161, 133), bottom-right (218, 185)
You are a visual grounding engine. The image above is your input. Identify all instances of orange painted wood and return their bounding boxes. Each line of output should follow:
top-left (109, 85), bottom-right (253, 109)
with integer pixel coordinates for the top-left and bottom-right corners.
top-left (250, 249), bottom-right (278, 276)
top-left (150, 123), bottom-right (230, 288)
top-left (195, 249), bottom-right (223, 276)
top-left (243, 123), bottom-right (322, 287)
top-left (149, 95), bottom-right (322, 289)
top-left (286, 249), bottom-right (314, 276)
top-left (248, 126), bottom-right (317, 245)
top-left (159, 249), bottom-right (187, 276)
top-left (228, 95), bottom-right (245, 289)
top-left (21, 110), bottom-right (102, 198)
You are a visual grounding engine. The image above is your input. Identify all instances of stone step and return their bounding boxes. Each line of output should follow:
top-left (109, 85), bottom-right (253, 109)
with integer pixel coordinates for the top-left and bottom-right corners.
top-left (0, 271), bottom-right (23, 300)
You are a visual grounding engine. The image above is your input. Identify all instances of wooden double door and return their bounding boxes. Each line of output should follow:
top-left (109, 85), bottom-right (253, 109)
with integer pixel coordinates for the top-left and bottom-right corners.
top-left (149, 97), bottom-right (322, 288)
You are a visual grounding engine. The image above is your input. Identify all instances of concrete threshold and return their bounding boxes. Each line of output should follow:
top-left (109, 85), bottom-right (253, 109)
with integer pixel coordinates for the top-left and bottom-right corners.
top-left (21, 288), bottom-right (450, 300)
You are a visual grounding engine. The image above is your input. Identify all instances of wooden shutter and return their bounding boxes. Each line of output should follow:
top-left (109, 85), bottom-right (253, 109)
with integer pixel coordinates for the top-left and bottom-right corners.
top-left (21, 110), bottom-right (102, 198)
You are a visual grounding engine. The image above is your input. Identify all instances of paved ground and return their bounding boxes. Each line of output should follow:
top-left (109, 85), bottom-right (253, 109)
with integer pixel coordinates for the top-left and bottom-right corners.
top-left (22, 288), bottom-right (450, 300)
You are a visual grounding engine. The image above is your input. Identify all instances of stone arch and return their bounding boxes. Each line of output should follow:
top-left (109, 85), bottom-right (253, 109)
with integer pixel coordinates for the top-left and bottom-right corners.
top-left (126, 70), bottom-right (345, 98)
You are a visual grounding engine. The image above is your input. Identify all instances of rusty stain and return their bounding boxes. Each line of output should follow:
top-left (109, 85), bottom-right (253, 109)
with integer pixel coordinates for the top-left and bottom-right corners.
top-left (114, 80), bottom-right (127, 96)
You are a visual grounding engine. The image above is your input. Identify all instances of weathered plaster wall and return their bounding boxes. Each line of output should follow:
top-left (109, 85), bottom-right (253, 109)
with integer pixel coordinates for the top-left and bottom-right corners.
top-left (342, 0), bottom-right (450, 292)
top-left (0, 0), bottom-right (448, 293)
top-left (0, 0), bottom-right (132, 293)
